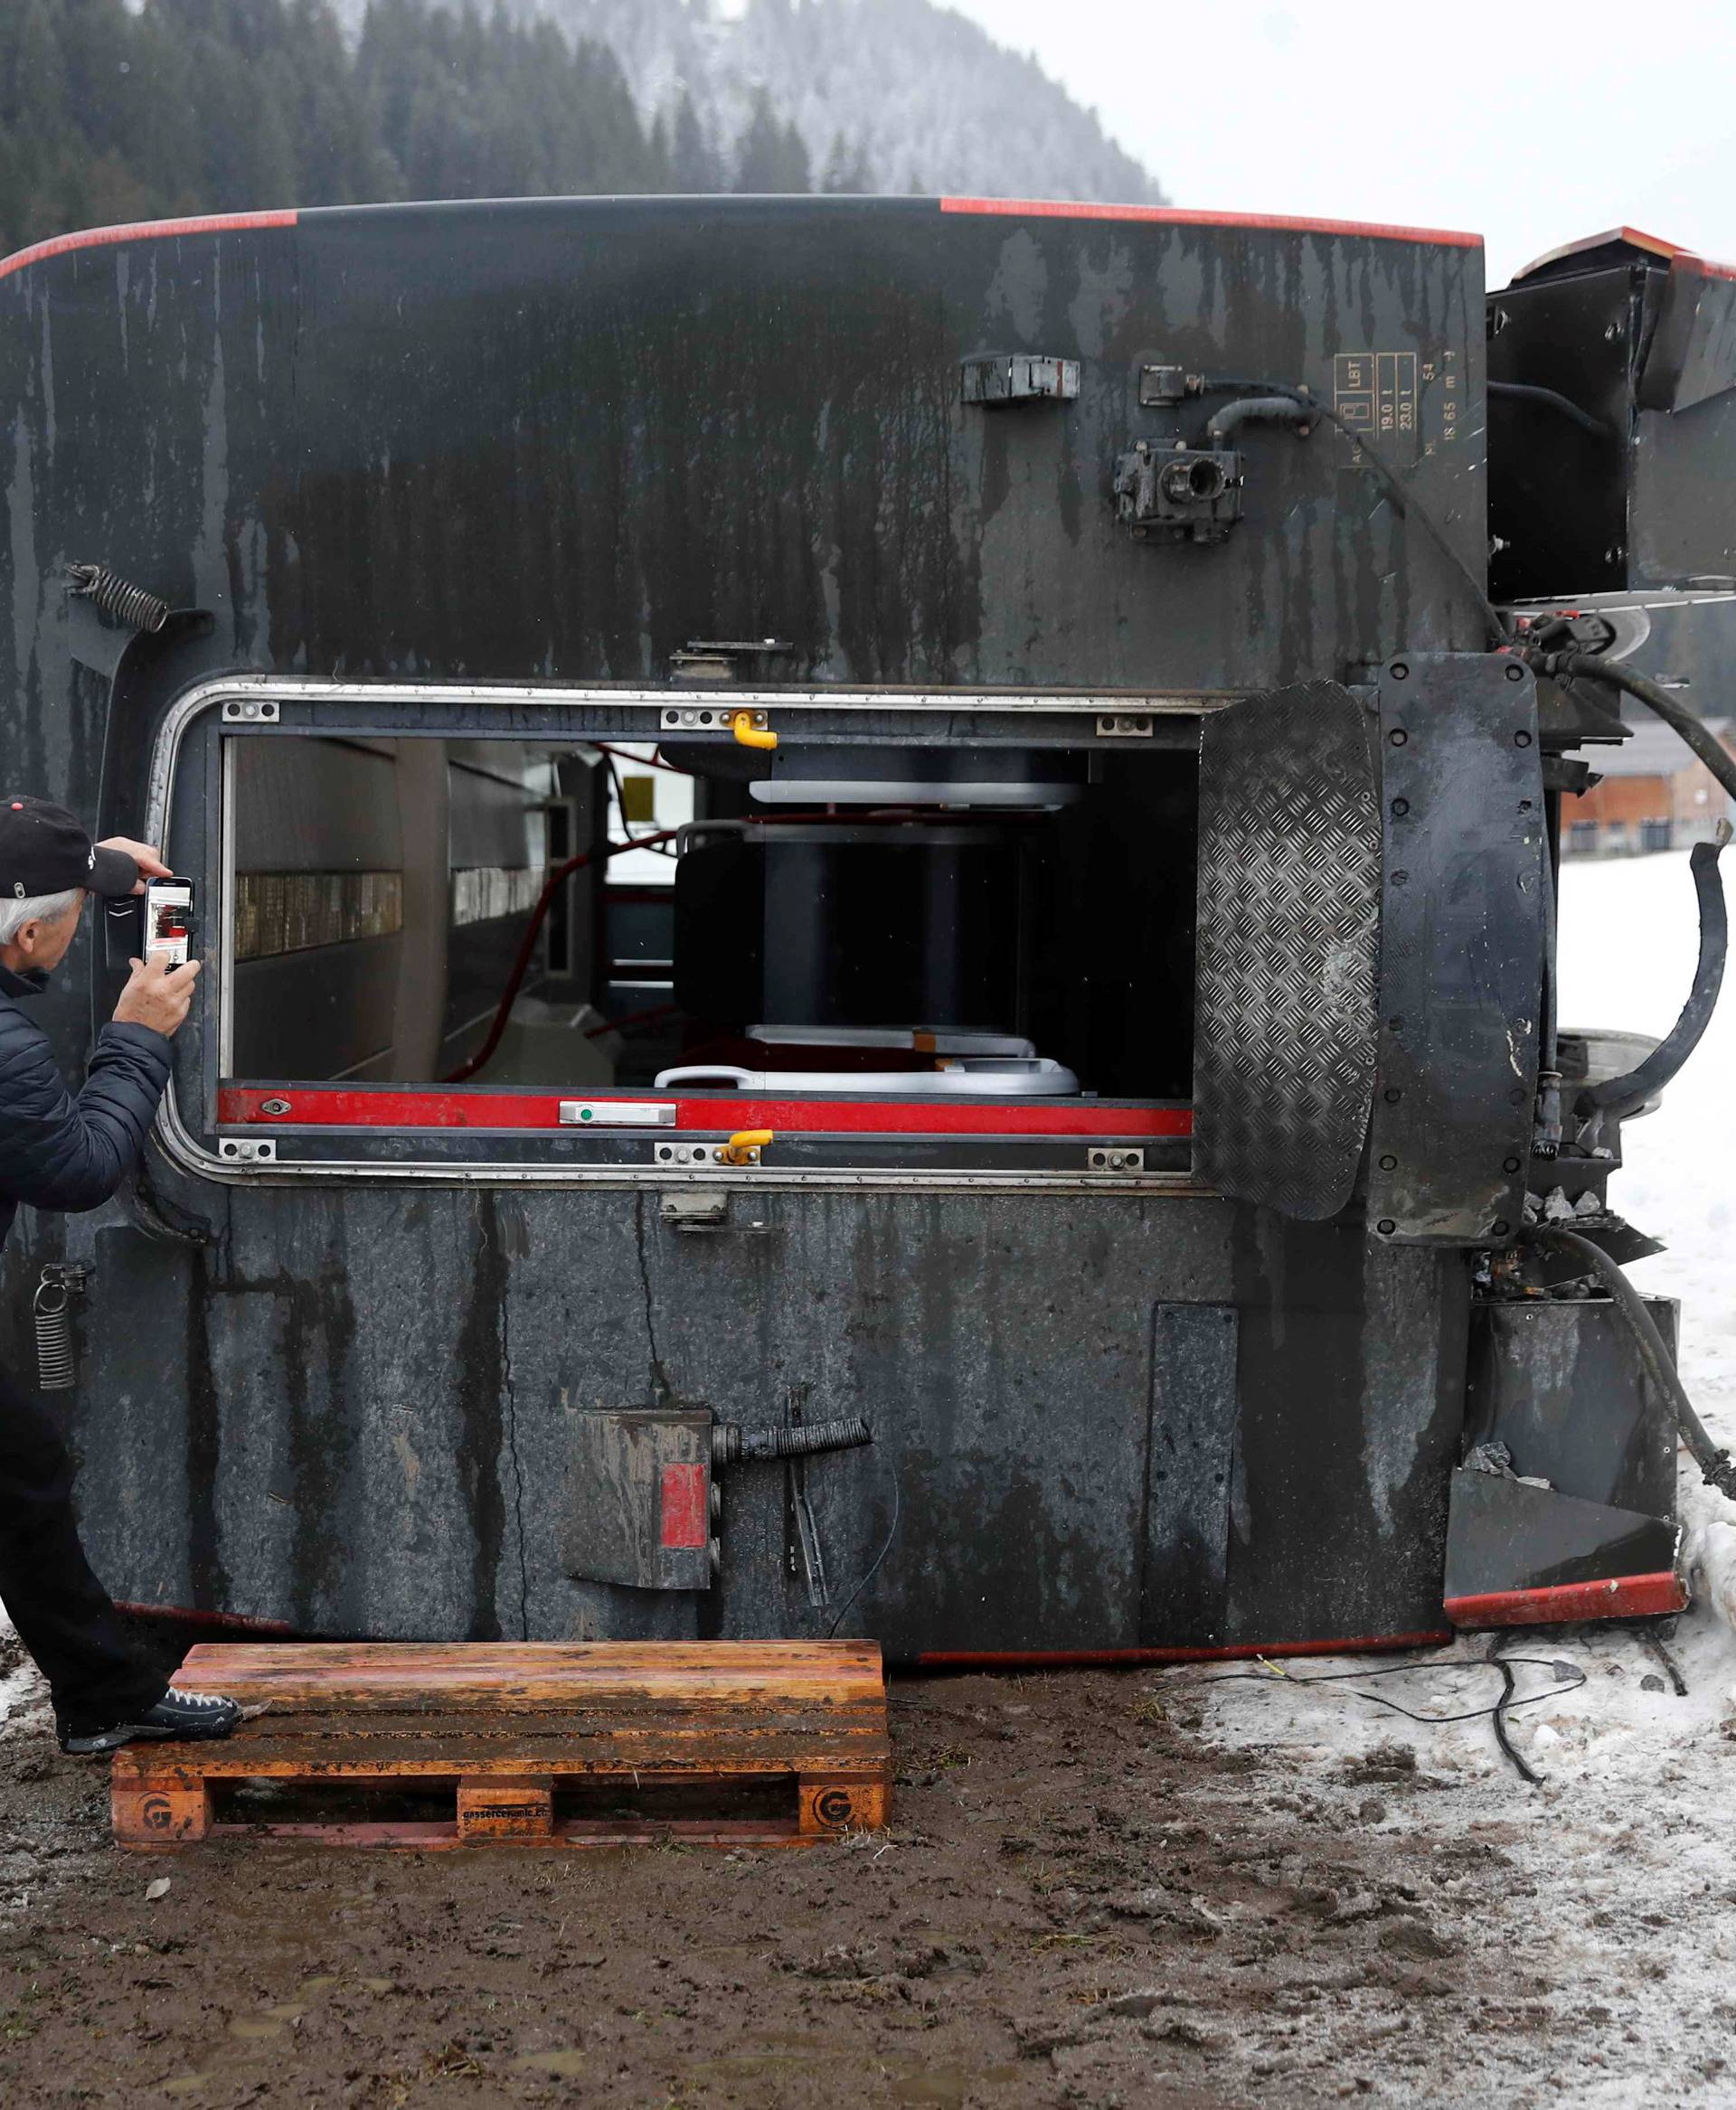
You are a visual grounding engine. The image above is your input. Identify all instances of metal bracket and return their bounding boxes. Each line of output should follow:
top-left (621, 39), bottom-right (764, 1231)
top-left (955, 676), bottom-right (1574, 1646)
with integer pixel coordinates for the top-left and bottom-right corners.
top-left (662, 704), bottom-right (769, 734)
top-left (1087, 1146), bottom-right (1146, 1173)
top-left (218, 1137), bottom-right (277, 1163)
top-left (655, 1142), bottom-right (761, 1168)
top-left (960, 353), bottom-right (1080, 406)
top-left (668, 639), bottom-right (794, 681)
top-left (1114, 442), bottom-right (1243, 544)
top-left (1096, 713), bottom-right (1154, 738)
top-left (221, 698), bottom-right (280, 723)
top-left (1137, 364), bottom-right (1196, 408)
top-left (658, 1189), bottom-right (772, 1234)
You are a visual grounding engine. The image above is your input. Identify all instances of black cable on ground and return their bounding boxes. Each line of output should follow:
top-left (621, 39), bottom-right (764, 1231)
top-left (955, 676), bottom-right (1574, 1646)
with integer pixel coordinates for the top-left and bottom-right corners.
top-left (1486, 1636), bottom-right (1543, 1785)
top-left (1203, 1652), bottom-right (1585, 1726)
top-left (1641, 1622), bottom-right (1688, 1698)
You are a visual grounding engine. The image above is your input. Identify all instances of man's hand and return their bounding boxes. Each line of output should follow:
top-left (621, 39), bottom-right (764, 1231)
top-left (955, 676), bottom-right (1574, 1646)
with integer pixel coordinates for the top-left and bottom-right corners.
top-left (113, 956), bottom-right (201, 1040)
top-left (96, 836), bottom-right (173, 895)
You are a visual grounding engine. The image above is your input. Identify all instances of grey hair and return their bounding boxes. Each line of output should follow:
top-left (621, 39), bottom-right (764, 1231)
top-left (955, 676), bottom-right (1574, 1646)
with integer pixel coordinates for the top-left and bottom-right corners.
top-left (0, 888), bottom-right (83, 948)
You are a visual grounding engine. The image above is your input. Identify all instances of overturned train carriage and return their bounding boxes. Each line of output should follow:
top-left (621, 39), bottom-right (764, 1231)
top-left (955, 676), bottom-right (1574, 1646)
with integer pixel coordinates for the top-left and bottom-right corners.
top-left (0, 197), bottom-right (1726, 1655)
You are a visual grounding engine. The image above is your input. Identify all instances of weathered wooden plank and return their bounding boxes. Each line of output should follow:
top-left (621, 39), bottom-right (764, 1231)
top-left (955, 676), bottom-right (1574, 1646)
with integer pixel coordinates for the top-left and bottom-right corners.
top-left (114, 1744), bottom-right (891, 1782)
top-left (203, 1705), bottom-right (888, 1732)
top-left (174, 1639), bottom-right (884, 1710)
top-left (181, 1640), bottom-right (881, 1675)
top-left (187, 1821), bottom-right (826, 1851)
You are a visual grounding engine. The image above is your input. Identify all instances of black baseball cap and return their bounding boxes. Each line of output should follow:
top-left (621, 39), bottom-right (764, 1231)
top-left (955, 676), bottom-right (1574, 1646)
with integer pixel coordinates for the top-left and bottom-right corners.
top-left (0, 796), bottom-right (139, 903)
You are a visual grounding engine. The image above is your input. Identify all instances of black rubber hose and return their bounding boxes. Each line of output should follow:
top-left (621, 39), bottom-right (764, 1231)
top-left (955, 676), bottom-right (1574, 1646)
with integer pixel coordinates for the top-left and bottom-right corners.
top-left (1198, 379), bottom-right (1509, 646)
top-left (1487, 380), bottom-right (1615, 440)
top-left (1531, 1226), bottom-right (1736, 1501)
top-left (718, 1418), bottom-right (873, 1465)
top-left (1532, 650), bottom-right (1736, 805)
top-left (1580, 833), bottom-right (1728, 1118)
top-left (1203, 395), bottom-right (1315, 445)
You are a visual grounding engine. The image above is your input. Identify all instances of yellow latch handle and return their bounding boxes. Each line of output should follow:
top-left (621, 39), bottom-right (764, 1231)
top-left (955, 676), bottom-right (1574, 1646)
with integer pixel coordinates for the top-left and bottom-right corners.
top-left (720, 1128), bottom-right (774, 1165)
top-left (730, 711), bottom-right (778, 751)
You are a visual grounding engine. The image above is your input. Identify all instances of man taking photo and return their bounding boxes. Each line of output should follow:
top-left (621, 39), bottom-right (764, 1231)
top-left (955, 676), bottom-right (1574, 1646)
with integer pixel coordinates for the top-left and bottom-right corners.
top-left (0, 796), bottom-right (240, 1755)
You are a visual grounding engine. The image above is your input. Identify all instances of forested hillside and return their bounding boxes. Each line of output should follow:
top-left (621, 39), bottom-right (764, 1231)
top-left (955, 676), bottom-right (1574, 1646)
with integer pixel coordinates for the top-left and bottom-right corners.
top-left (388, 0), bottom-right (1165, 206)
top-left (0, 0), bottom-right (1159, 260)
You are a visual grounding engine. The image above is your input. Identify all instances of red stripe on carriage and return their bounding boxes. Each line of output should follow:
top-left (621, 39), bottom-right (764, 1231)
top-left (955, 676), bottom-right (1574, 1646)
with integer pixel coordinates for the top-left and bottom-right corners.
top-left (1444, 1571), bottom-right (1687, 1629)
top-left (217, 1086), bottom-right (1193, 1139)
top-left (0, 210), bottom-right (299, 283)
top-left (939, 198), bottom-right (1482, 248)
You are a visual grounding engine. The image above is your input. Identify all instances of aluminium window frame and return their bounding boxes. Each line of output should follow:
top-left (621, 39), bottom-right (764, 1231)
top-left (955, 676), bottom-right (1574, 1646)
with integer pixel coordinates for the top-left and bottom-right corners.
top-left (146, 674), bottom-right (1212, 1196)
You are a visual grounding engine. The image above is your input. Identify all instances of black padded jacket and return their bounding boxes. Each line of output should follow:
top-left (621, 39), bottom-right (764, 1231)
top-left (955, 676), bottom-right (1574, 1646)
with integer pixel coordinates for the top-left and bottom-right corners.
top-left (0, 962), bottom-right (172, 1254)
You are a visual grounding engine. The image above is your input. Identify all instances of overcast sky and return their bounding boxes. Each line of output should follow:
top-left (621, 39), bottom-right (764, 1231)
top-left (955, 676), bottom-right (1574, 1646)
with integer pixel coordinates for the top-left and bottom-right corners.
top-left (946, 0), bottom-right (1736, 287)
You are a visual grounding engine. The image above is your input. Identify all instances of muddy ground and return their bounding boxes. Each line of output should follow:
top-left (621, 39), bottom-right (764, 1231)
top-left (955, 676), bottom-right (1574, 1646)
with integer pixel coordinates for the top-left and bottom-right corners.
top-left (0, 1615), bottom-right (1731, 2108)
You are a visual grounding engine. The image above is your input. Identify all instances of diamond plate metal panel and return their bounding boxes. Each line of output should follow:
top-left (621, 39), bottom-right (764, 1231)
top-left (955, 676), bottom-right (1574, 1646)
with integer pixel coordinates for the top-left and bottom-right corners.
top-left (1194, 682), bottom-right (1380, 1218)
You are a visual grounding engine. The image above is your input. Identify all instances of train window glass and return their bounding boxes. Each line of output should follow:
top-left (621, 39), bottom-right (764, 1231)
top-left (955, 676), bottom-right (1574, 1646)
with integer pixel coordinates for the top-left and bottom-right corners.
top-left (213, 723), bottom-right (1195, 1176)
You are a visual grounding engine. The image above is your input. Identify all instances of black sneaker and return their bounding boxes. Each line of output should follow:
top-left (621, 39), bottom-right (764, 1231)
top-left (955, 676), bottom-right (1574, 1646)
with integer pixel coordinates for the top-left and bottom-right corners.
top-left (59, 1688), bottom-right (242, 1756)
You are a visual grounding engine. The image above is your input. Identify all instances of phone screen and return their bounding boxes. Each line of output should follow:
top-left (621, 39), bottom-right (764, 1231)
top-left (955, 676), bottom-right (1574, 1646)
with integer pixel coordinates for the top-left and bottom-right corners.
top-left (144, 880), bottom-right (193, 967)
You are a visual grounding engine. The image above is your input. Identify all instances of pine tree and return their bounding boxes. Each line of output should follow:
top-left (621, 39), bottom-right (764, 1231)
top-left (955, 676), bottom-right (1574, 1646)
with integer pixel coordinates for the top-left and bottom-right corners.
top-left (0, 0), bottom-right (857, 260)
top-left (668, 89), bottom-right (718, 193)
top-left (819, 130), bottom-right (872, 195)
top-left (732, 85), bottom-right (808, 194)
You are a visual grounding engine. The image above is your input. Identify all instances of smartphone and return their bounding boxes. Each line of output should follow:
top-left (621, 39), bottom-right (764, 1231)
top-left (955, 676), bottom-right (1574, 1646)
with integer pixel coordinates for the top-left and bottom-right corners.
top-left (143, 878), bottom-right (194, 967)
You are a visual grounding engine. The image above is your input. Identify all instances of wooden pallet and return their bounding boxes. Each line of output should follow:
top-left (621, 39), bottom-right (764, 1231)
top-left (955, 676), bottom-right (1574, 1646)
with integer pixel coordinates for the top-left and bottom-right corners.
top-left (112, 1640), bottom-right (891, 1851)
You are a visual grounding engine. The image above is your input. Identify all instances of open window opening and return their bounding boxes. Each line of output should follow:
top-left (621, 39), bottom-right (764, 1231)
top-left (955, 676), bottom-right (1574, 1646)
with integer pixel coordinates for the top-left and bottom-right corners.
top-left (215, 715), bottom-right (1197, 1180)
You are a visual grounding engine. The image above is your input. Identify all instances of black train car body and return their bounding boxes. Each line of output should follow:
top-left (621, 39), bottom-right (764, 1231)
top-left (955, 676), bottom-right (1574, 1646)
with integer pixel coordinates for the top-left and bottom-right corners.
top-left (1492, 226), bottom-right (1736, 846)
top-left (1489, 223), bottom-right (1736, 603)
top-left (0, 196), bottom-right (1684, 1654)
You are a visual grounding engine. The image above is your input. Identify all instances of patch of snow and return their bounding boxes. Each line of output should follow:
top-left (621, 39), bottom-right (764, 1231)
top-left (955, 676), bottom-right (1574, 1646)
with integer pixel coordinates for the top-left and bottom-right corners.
top-left (0, 1606), bottom-right (47, 1738)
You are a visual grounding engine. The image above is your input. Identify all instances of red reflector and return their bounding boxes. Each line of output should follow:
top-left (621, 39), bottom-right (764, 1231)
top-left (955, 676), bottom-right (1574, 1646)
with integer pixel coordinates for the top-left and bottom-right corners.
top-left (659, 1463), bottom-right (708, 1550)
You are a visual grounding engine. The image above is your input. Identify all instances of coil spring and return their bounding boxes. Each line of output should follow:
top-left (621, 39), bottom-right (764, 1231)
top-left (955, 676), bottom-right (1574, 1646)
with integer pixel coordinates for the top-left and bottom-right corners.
top-left (65, 562), bottom-right (170, 635)
top-left (33, 1265), bottom-right (89, 1392)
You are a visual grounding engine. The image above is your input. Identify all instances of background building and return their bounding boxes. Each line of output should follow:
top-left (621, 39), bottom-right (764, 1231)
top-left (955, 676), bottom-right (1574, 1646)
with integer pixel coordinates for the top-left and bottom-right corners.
top-left (1563, 717), bottom-right (1736, 856)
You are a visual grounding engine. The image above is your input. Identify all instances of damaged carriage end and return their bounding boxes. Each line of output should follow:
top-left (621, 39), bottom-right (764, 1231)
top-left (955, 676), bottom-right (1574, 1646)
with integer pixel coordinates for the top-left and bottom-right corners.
top-left (11, 194), bottom-right (1722, 1662)
top-left (1445, 787), bottom-right (1731, 1628)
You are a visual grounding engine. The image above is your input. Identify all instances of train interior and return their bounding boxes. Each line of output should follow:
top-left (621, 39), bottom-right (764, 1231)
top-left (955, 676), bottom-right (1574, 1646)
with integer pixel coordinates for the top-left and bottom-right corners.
top-left (222, 730), bottom-right (1198, 1126)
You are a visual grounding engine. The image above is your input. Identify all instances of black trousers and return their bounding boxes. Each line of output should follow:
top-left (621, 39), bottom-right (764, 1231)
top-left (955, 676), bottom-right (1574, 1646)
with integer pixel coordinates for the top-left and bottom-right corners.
top-left (0, 1358), bottom-right (164, 1734)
